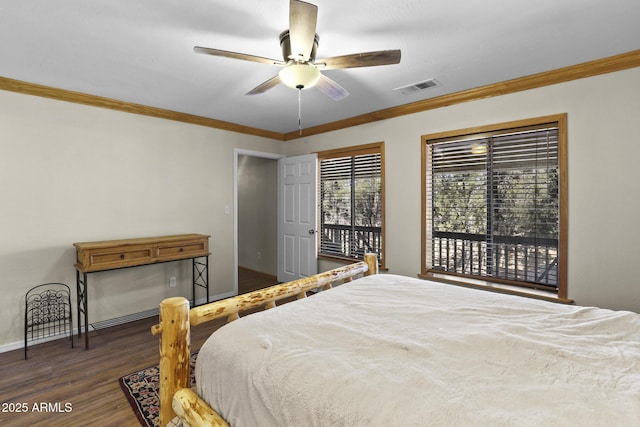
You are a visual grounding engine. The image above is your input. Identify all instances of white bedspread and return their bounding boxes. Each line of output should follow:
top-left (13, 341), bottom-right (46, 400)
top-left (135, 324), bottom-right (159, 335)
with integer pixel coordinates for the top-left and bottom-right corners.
top-left (196, 274), bottom-right (640, 427)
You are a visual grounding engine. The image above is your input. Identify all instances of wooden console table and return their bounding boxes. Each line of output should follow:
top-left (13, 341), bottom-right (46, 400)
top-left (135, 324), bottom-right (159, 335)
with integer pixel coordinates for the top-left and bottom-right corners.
top-left (73, 234), bottom-right (210, 349)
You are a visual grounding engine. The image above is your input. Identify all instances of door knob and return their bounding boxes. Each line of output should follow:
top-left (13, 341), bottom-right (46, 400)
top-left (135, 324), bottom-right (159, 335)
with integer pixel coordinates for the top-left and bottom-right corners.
top-left (308, 229), bottom-right (317, 234)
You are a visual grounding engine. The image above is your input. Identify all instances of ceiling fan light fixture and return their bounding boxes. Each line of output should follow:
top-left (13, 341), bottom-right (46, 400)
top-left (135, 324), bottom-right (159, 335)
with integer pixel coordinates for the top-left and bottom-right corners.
top-left (279, 63), bottom-right (321, 90)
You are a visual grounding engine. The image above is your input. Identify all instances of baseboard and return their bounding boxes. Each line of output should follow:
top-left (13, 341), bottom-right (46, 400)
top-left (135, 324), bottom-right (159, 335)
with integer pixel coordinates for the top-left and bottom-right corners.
top-left (238, 265), bottom-right (278, 280)
top-left (0, 291), bottom-right (235, 354)
top-left (0, 327), bottom-right (81, 354)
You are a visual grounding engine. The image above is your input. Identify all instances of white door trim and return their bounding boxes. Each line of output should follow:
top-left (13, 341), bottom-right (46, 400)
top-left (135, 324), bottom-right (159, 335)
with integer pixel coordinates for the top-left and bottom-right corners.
top-left (233, 149), bottom-right (285, 296)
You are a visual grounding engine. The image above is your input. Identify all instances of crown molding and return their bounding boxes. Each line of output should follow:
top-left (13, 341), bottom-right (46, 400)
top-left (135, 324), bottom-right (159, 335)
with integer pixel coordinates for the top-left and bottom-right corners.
top-left (283, 49), bottom-right (640, 140)
top-left (0, 76), bottom-right (284, 141)
top-left (2, 49), bottom-right (639, 142)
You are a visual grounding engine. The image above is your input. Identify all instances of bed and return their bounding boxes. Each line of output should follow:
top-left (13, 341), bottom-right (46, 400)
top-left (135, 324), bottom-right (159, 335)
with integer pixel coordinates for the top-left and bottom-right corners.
top-left (152, 254), bottom-right (640, 426)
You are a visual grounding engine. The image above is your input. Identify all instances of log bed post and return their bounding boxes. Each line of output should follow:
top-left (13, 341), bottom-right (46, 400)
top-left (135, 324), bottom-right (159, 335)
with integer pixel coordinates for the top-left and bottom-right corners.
top-left (151, 296), bottom-right (191, 427)
top-left (364, 253), bottom-right (378, 276)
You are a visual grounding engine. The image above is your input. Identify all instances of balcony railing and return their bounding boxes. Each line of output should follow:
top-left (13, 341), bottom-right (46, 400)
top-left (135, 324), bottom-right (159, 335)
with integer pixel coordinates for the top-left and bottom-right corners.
top-left (320, 226), bottom-right (556, 289)
top-left (321, 224), bottom-right (382, 260)
top-left (431, 231), bottom-right (558, 289)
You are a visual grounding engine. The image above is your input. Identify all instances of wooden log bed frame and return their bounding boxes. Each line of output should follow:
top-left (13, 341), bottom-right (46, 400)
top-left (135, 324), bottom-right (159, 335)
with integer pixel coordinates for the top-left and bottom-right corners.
top-left (151, 254), bottom-right (379, 427)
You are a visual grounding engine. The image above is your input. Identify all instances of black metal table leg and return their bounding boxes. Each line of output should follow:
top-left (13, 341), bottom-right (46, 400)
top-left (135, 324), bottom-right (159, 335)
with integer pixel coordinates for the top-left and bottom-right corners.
top-left (205, 256), bottom-right (209, 303)
top-left (76, 271), bottom-right (89, 349)
top-left (76, 270), bottom-right (81, 340)
top-left (192, 259), bottom-right (196, 307)
top-left (192, 256), bottom-right (209, 307)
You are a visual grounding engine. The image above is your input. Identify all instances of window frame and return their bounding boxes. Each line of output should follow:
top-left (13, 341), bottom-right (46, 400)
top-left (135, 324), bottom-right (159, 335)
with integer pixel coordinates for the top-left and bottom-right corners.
top-left (420, 114), bottom-right (568, 300)
top-left (317, 142), bottom-right (386, 269)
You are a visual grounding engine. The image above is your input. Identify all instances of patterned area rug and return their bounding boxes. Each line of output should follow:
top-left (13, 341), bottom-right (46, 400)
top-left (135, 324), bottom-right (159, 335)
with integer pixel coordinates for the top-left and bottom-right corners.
top-left (119, 353), bottom-right (198, 427)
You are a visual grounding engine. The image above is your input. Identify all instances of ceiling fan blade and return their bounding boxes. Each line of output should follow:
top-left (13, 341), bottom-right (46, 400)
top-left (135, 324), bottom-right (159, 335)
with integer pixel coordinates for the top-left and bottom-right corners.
top-left (315, 74), bottom-right (349, 101)
top-left (315, 49), bottom-right (401, 70)
top-left (289, 0), bottom-right (318, 62)
top-left (246, 75), bottom-right (282, 95)
top-left (194, 46), bottom-right (285, 66)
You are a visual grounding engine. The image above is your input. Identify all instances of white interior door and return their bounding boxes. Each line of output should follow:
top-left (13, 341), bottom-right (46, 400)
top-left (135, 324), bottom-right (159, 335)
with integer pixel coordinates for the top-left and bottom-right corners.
top-left (277, 153), bottom-right (318, 282)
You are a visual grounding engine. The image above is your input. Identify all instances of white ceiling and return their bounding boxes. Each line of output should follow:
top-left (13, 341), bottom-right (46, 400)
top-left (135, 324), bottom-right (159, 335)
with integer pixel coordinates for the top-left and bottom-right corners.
top-left (1, 0), bottom-right (639, 134)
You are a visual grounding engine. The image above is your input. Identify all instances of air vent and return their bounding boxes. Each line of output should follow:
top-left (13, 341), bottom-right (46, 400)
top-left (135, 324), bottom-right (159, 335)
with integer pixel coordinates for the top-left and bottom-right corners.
top-left (394, 79), bottom-right (439, 95)
top-left (91, 307), bottom-right (159, 330)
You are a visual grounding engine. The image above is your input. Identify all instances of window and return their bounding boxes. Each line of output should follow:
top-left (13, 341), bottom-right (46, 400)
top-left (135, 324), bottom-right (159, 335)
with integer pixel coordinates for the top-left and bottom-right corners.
top-left (421, 115), bottom-right (567, 299)
top-left (318, 142), bottom-right (385, 267)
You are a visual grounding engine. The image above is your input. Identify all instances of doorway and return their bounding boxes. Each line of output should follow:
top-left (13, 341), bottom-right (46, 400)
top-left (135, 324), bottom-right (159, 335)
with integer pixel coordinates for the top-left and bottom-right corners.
top-left (233, 149), bottom-right (284, 295)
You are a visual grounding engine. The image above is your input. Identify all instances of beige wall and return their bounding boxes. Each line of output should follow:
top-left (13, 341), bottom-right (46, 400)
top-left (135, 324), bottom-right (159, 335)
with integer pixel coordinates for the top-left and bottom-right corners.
top-left (0, 90), bottom-right (283, 349)
top-left (2, 65), bottom-right (639, 349)
top-left (284, 67), bottom-right (640, 313)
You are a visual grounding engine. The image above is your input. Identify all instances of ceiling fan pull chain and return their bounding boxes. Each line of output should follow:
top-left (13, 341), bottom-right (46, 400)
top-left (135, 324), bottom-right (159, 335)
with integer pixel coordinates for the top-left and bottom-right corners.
top-left (297, 86), bottom-right (303, 135)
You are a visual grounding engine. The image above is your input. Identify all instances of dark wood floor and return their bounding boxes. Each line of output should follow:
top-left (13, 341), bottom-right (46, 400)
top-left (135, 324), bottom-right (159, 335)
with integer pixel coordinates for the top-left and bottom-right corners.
top-left (0, 268), bottom-right (277, 426)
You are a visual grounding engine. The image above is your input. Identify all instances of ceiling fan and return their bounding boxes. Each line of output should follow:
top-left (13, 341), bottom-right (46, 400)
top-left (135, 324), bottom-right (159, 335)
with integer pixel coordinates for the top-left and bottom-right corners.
top-left (194, 0), bottom-right (401, 101)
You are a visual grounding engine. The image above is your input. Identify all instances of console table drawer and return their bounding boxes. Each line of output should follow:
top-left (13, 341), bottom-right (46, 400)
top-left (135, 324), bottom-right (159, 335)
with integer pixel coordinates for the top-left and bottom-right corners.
top-left (74, 234), bottom-right (210, 272)
top-left (157, 241), bottom-right (207, 259)
top-left (90, 246), bottom-right (154, 268)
